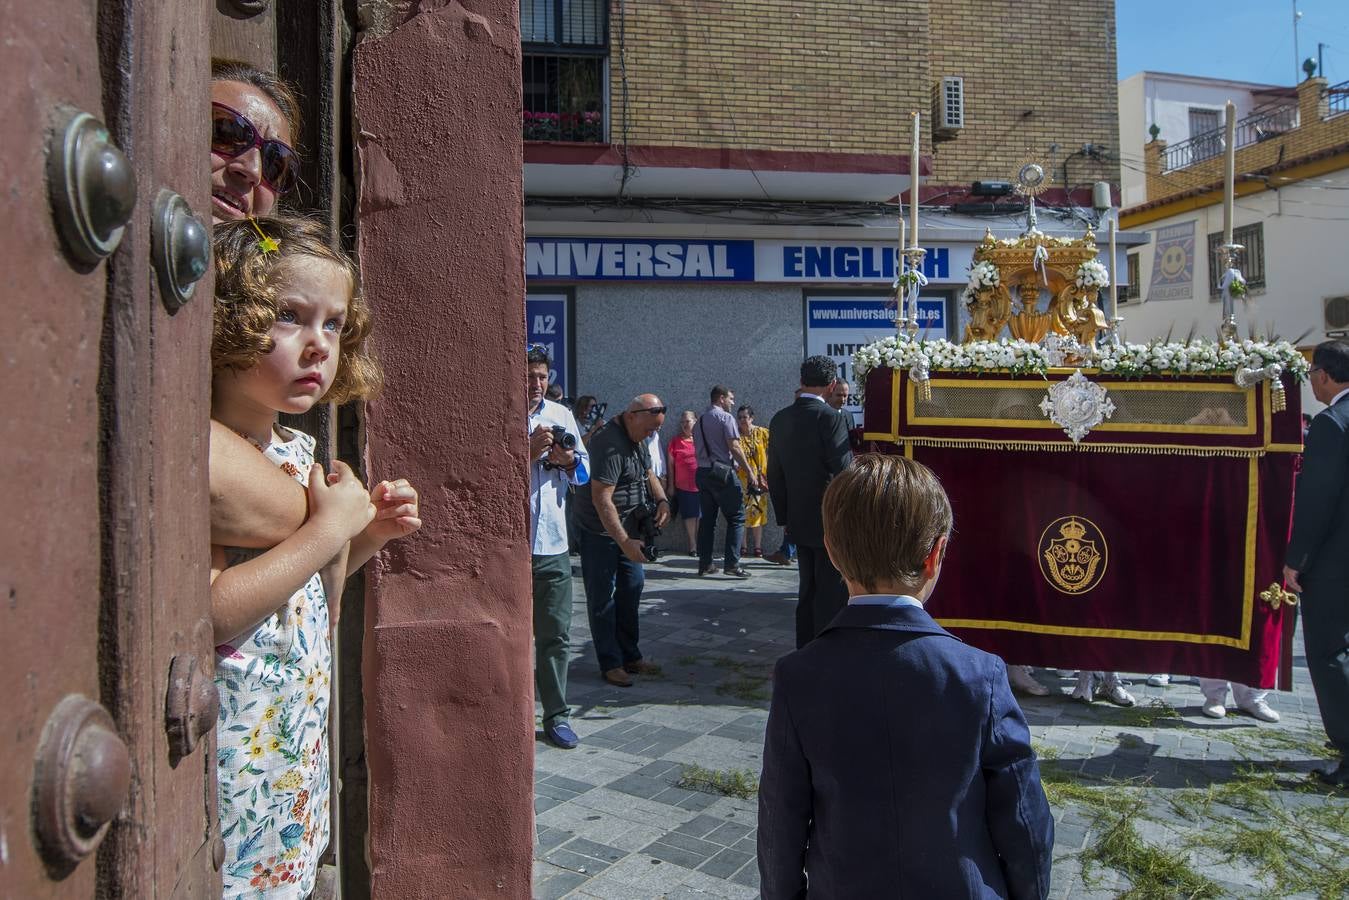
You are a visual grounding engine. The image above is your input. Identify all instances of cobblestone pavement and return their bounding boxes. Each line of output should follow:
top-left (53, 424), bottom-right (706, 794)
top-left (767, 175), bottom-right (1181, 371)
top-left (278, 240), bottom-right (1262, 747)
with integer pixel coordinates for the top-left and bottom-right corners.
top-left (533, 554), bottom-right (1347, 899)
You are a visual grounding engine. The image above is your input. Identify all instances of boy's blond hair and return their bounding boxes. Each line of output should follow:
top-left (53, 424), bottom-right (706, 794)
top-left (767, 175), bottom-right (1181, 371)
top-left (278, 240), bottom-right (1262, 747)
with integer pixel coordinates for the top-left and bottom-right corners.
top-left (822, 454), bottom-right (952, 593)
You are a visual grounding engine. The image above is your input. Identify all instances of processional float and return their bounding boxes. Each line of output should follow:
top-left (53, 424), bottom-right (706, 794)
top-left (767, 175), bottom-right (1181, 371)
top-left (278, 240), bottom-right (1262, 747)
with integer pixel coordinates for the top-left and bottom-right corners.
top-left (860, 110), bottom-right (1302, 686)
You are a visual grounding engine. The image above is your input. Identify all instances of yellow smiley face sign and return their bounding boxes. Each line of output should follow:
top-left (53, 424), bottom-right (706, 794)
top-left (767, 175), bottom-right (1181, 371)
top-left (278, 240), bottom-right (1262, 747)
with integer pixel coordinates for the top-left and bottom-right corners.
top-left (1158, 243), bottom-right (1188, 279)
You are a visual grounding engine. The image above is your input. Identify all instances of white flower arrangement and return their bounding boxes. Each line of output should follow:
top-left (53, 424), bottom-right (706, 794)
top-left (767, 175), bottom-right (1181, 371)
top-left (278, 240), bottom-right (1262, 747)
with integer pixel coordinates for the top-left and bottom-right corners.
top-left (967, 261), bottom-right (1001, 290)
top-left (853, 337), bottom-right (1309, 401)
top-left (1074, 260), bottom-right (1110, 292)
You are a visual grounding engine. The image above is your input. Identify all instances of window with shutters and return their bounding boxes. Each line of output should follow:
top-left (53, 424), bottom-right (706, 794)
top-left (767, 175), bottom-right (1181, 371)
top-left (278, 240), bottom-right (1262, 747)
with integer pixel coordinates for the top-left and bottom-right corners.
top-left (1188, 107), bottom-right (1223, 162)
top-left (522, 0), bottom-right (608, 143)
top-left (1122, 252), bottom-right (1140, 303)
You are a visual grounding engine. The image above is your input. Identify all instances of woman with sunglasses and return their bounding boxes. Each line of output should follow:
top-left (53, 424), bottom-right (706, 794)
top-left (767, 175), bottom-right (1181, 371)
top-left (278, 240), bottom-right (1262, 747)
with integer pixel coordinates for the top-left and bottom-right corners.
top-left (207, 61), bottom-right (313, 607)
top-left (211, 59), bottom-right (302, 222)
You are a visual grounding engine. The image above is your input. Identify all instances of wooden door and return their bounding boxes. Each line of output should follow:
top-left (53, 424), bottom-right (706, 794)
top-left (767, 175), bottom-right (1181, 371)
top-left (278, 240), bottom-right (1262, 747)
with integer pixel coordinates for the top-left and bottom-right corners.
top-left (1, 1), bottom-right (216, 896)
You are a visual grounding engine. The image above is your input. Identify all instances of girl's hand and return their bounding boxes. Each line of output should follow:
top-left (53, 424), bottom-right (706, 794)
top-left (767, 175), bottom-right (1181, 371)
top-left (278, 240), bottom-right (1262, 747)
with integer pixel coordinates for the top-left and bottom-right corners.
top-left (362, 478), bottom-right (422, 547)
top-left (308, 461), bottom-right (375, 540)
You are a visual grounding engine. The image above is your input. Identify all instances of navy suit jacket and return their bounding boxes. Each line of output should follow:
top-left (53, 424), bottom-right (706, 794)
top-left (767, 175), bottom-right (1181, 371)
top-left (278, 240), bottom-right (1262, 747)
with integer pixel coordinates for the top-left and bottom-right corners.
top-left (767, 397), bottom-right (853, 548)
top-left (758, 602), bottom-right (1054, 899)
top-left (1287, 393), bottom-right (1349, 584)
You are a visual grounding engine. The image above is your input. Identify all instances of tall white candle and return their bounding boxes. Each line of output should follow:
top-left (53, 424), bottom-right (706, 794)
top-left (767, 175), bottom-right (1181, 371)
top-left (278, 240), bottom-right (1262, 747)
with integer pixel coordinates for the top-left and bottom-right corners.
top-left (898, 216), bottom-right (906, 274)
top-left (910, 111), bottom-right (920, 249)
top-left (1108, 216), bottom-right (1118, 321)
top-left (1223, 100), bottom-right (1236, 246)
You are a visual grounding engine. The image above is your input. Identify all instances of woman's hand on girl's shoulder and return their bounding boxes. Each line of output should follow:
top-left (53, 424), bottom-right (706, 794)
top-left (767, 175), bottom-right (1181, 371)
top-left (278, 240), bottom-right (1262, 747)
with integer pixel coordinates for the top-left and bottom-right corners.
top-left (308, 461), bottom-right (375, 540)
top-left (361, 478), bottom-right (422, 547)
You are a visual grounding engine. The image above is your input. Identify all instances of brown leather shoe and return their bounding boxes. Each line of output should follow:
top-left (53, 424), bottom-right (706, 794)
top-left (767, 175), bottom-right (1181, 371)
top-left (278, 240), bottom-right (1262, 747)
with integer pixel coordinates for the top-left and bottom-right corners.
top-left (602, 667), bottom-right (633, 687)
top-left (698, 564), bottom-right (720, 576)
top-left (623, 659), bottom-right (660, 675)
top-left (764, 551), bottom-right (793, 566)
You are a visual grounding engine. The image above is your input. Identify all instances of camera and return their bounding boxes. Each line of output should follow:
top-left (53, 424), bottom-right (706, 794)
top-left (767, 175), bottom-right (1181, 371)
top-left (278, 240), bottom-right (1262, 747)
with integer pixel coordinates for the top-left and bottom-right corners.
top-left (541, 425), bottom-right (577, 471)
top-left (549, 424), bottom-right (577, 450)
top-left (626, 501), bottom-right (662, 562)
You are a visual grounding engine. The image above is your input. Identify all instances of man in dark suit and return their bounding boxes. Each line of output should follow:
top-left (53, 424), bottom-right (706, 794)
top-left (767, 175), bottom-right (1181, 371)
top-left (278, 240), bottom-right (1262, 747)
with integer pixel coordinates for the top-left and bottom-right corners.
top-left (768, 356), bottom-right (853, 648)
top-left (758, 455), bottom-right (1053, 899)
top-left (1284, 339), bottom-right (1349, 789)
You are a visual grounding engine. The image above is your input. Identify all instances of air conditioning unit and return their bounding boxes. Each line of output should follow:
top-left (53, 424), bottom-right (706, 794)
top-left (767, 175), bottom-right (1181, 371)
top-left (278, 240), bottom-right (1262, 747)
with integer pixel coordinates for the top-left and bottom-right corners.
top-left (1325, 295), bottom-right (1349, 331)
top-left (934, 76), bottom-right (964, 133)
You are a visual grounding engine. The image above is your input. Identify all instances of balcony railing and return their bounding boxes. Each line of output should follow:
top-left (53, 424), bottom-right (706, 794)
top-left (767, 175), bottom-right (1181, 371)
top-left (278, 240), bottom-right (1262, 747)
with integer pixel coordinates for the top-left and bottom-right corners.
top-left (1328, 79), bottom-right (1349, 118)
top-left (1161, 103), bottom-right (1300, 172)
top-left (522, 54), bottom-right (606, 143)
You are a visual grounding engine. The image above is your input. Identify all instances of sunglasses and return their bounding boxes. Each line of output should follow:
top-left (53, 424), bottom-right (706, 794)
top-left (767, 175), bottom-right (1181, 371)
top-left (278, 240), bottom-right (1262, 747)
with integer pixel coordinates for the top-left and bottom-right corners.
top-left (637, 406), bottom-right (668, 416)
top-left (211, 103), bottom-right (299, 195)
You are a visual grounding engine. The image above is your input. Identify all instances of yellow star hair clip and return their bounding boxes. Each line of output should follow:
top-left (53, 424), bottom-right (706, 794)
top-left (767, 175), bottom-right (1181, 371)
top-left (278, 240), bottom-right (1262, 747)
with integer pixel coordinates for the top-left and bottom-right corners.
top-left (249, 217), bottom-right (280, 254)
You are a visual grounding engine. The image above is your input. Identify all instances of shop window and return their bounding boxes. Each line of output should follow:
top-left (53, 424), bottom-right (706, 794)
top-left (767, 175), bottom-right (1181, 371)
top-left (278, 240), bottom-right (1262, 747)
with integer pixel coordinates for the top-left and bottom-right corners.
top-left (1122, 252), bottom-right (1140, 303)
top-left (522, 0), bottom-right (608, 143)
top-left (1207, 224), bottom-right (1266, 299)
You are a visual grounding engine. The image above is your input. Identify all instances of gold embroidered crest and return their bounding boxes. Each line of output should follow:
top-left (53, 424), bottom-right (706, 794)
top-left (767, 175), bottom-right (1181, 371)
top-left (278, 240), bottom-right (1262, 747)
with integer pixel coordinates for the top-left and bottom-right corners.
top-left (1039, 516), bottom-right (1107, 595)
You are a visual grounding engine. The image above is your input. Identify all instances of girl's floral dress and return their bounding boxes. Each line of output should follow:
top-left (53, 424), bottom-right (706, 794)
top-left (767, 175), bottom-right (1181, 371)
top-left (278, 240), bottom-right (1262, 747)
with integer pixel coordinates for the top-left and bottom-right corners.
top-left (215, 427), bottom-right (331, 898)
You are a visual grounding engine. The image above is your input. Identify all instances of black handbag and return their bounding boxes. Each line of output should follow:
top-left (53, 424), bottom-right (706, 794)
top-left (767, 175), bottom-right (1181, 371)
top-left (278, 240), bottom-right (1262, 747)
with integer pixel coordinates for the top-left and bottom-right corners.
top-left (697, 413), bottom-right (737, 486)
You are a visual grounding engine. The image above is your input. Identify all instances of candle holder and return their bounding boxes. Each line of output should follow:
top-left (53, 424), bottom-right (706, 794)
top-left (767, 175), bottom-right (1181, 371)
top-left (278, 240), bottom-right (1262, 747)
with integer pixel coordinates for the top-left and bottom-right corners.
top-left (1218, 243), bottom-right (1244, 343)
top-left (901, 246), bottom-right (927, 339)
top-left (1107, 316), bottom-right (1124, 346)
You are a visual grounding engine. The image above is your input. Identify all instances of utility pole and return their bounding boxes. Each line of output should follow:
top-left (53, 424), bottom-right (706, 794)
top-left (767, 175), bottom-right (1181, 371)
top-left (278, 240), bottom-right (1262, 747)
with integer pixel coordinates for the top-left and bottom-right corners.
top-left (1293, 1), bottom-right (1303, 83)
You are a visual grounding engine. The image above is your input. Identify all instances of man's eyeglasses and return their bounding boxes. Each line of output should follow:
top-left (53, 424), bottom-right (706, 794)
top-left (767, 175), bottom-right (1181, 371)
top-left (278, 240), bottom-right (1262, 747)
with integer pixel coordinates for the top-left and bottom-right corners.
top-left (636, 406), bottom-right (667, 416)
top-left (211, 102), bottom-right (299, 195)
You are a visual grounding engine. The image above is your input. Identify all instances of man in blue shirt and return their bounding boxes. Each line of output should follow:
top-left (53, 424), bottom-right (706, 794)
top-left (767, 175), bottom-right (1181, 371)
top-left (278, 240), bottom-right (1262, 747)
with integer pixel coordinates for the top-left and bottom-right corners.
top-left (527, 346), bottom-right (589, 748)
top-left (693, 385), bottom-right (754, 578)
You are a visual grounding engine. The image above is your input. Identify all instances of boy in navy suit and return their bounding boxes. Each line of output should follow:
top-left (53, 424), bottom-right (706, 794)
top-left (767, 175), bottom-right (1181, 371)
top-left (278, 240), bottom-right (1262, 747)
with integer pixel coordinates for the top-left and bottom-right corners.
top-left (758, 455), bottom-right (1054, 899)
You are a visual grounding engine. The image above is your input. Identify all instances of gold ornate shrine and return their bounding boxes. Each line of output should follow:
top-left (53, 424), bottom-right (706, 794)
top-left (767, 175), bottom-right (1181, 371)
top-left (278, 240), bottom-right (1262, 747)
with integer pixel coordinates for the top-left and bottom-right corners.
top-left (963, 228), bottom-right (1108, 348)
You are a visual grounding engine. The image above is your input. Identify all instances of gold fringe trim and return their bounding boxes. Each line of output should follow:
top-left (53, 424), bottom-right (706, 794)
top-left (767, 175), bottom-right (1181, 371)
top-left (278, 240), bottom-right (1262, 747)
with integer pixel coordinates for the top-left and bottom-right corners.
top-left (891, 436), bottom-right (1266, 457)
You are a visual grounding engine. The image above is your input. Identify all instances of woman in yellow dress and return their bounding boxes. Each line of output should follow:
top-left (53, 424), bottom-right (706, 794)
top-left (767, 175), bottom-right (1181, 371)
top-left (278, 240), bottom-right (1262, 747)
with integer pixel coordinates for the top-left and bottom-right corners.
top-left (736, 405), bottom-right (770, 557)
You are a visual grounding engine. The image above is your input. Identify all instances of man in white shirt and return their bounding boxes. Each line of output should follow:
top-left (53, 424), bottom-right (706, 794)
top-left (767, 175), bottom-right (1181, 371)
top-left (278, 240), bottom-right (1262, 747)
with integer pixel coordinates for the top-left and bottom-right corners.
top-left (527, 346), bottom-right (589, 749)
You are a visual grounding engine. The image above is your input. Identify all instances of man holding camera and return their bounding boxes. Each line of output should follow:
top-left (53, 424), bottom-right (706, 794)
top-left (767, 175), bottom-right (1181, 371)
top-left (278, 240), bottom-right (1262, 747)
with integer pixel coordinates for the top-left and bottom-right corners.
top-left (694, 385), bottom-right (755, 578)
top-left (527, 346), bottom-right (590, 749)
top-left (574, 394), bottom-right (672, 687)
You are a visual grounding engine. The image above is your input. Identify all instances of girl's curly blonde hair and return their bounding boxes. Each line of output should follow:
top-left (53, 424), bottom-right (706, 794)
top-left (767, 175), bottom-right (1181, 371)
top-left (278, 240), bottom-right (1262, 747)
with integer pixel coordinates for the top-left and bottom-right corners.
top-left (212, 216), bottom-right (382, 404)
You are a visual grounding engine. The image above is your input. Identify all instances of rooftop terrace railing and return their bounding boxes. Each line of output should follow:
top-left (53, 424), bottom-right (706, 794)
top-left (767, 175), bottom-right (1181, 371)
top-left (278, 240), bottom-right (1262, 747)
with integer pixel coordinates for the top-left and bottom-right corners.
top-left (1328, 78), bottom-right (1349, 119)
top-left (1161, 103), bottom-right (1300, 172)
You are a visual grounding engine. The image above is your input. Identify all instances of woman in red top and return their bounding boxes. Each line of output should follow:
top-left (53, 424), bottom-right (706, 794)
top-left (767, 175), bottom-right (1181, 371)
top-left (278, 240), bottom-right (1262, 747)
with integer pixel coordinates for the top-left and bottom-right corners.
top-left (666, 410), bottom-right (701, 555)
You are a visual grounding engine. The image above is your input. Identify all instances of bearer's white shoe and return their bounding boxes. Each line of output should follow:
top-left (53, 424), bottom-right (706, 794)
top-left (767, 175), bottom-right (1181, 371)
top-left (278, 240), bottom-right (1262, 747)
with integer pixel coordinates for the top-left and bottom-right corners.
top-left (1008, 665), bottom-right (1051, 697)
top-left (1070, 672), bottom-right (1096, 703)
top-left (1146, 674), bottom-right (1170, 687)
top-left (1100, 682), bottom-right (1137, 707)
top-left (1237, 699), bottom-right (1280, 723)
top-left (1201, 701), bottom-right (1227, 719)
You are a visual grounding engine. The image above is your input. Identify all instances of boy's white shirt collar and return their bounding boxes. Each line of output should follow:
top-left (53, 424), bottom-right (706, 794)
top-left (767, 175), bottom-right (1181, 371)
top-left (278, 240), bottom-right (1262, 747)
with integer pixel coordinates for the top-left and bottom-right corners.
top-left (847, 594), bottom-right (924, 609)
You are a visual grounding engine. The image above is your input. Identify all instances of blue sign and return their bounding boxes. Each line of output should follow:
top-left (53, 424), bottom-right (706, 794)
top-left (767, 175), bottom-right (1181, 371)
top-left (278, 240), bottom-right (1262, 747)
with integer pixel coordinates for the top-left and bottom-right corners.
top-left (525, 294), bottom-right (569, 396)
top-left (781, 246), bottom-right (950, 281)
top-left (916, 297), bottom-right (946, 334)
top-left (526, 239), bottom-right (754, 281)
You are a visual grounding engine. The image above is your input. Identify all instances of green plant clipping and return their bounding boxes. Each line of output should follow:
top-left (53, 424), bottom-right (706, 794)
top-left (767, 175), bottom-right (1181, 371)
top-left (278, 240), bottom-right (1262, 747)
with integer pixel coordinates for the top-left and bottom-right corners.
top-left (676, 765), bottom-right (760, 800)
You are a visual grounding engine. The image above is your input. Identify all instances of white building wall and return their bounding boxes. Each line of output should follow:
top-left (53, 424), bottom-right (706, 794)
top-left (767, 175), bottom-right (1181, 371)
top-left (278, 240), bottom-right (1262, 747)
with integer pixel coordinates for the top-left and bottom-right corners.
top-left (1122, 168), bottom-right (1349, 410)
top-left (1118, 72), bottom-right (1287, 208)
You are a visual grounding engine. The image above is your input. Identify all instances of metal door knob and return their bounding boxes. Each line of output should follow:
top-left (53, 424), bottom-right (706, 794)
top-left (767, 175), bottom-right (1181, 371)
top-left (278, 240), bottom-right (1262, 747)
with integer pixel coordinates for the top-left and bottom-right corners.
top-left (152, 190), bottom-right (211, 312)
top-left (32, 695), bottom-right (132, 874)
top-left (166, 654), bottom-right (221, 760)
top-left (48, 110), bottom-right (137, 267)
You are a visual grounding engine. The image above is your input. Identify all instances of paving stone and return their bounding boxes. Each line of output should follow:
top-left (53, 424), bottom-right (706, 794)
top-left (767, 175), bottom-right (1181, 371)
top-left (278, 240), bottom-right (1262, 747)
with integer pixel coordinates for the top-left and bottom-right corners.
top-left (533, 570), bottom-right (1342, 898)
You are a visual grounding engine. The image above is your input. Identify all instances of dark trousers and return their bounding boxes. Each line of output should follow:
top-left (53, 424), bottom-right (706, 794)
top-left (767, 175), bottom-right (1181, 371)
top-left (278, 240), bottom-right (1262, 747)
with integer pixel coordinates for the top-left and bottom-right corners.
top-left (579, 527), bottom-right (645, 673)
top-left (696, 467), bottom-right (745, 570)
top-left (532, 552), bottom-right (573, 728)
top-left (1301, 580), bottom-right (1349, 758)
top-left (795, 544), bottom-right (848, 649)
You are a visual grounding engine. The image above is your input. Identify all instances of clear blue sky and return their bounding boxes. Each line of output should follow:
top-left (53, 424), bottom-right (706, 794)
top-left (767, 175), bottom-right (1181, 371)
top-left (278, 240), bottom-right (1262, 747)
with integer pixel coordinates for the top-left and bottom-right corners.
top-left (1117, 0), bottom-right (1349, 86)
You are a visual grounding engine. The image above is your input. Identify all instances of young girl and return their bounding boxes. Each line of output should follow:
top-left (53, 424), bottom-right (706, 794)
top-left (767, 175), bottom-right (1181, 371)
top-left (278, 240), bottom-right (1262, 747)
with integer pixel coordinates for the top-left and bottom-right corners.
top-left (210, 216), bottom-right (420, 897)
